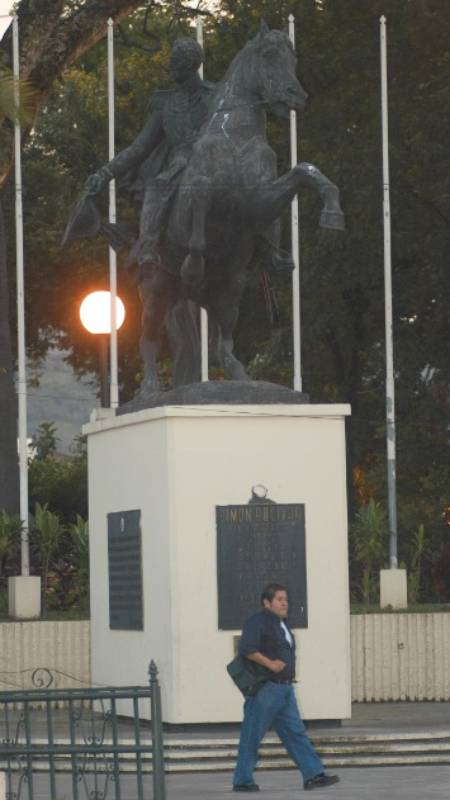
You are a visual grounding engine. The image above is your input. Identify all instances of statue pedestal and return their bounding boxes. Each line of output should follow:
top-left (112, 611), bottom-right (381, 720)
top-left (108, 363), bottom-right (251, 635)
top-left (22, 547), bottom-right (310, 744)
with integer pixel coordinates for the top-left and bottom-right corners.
top-left (84, 401), bottom-right (351, 724)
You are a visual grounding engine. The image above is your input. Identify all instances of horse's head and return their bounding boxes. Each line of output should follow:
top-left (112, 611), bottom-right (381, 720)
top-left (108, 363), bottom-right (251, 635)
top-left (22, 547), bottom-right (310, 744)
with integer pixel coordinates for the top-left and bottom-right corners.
top-left (253, 21), bottom-right (307, 118)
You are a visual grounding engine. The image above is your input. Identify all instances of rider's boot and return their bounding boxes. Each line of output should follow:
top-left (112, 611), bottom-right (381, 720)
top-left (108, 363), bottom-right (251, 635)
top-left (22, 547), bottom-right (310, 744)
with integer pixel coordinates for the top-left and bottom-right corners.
top-left (267, 247), bottom-right (295, 274)
top-left (138, 236), bottom-right (162, 269)
top-left (255, 231), bottom-right (295, 275)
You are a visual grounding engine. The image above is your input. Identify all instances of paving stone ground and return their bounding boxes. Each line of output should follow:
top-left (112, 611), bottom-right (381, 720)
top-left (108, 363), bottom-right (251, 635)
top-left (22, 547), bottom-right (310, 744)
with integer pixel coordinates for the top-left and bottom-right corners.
top-left (28, 765), bottom-right (450, 799)
top-left (5, 703), bottom-right (450, 798)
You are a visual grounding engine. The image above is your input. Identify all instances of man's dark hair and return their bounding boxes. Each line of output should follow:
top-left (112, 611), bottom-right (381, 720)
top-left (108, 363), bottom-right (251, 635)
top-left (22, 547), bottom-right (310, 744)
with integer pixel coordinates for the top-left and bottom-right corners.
top-left (261, 583), bottom-right (288, 604)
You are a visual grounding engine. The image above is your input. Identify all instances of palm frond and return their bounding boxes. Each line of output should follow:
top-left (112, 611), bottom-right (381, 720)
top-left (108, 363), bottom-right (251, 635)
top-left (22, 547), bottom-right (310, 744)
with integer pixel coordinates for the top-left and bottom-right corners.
top-left (0, 69), bottom-right (37, 125)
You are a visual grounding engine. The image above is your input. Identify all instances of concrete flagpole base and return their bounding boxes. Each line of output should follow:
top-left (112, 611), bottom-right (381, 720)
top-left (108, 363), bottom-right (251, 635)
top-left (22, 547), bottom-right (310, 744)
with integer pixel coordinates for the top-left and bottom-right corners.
top-left (8, 576), bottom-right (41, 619)
top-left (380, 568), bottom-right (407, 609)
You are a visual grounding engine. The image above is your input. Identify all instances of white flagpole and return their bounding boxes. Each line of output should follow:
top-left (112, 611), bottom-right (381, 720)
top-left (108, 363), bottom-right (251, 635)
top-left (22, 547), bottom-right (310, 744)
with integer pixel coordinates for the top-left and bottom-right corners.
top-left (196, 17), bottom-right (208, 382)
top-left (108, 18), bottom-right (119, 408)
top-left (380, 16), bottom-right (398, 568)
top-left (12, 14), bottom-right (29, 576)
top-left (289, 15), bottom-right (302, 392)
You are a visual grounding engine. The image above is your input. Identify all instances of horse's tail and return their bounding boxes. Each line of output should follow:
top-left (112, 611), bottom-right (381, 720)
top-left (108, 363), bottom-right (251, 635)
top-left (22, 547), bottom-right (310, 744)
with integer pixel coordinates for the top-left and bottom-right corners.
top-left (261, 271), bottom-right (280, 327)
top-left (166, 298), bottom-right (201, 387)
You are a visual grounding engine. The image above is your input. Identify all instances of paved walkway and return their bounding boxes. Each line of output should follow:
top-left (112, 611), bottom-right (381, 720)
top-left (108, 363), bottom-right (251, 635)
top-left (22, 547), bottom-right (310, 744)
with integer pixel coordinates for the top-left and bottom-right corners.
top-left (27, 766), bottom-right (450, 799)
top-left (340, 700), bottom-right (450, 735)
top-left (169, 767), bottom-right (450, 799)
top-left (4, 703), bottom-right (450, 798)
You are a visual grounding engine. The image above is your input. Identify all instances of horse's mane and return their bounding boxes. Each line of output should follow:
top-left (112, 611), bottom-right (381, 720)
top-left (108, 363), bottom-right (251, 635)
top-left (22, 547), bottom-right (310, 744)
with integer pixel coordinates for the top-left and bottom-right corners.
top-left (212, 28), bottom-right (292, 106)
top-left (223, 29), bottom-right (291, 78)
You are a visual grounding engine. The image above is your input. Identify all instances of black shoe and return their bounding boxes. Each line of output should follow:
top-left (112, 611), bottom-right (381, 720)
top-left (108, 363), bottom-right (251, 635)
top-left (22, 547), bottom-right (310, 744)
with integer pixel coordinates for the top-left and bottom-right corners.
top-left (304, 773), bottom-right (340, 791)
top-left (233, 783), bottom-right (260, 792)
top-left (264, 248), bottom-right (295, 275)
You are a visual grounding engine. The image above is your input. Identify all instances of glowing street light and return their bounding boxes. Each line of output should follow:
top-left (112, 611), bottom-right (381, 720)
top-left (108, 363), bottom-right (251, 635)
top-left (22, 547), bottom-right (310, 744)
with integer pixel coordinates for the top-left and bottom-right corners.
top-left (80, 290), bottom-right (125, 407)
top-left (80, 290), bottom-right (125, 334)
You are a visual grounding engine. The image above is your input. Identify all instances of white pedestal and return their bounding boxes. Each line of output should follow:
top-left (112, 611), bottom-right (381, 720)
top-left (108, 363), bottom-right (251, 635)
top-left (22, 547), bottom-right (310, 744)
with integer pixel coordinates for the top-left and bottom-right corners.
top-left (380, 568), bottom-right (408, 609)
top-left (84, 402), bottom-right (352, 724)
top-left (8, 576), bottom-right (41, 619)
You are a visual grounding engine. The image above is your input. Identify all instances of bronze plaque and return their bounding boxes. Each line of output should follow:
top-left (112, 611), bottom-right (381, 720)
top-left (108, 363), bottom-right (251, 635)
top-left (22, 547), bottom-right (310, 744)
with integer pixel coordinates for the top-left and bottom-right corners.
top-left (216, 503), bottom-right (307, 630)
top-left (107, 510), bottom-right (143, 630)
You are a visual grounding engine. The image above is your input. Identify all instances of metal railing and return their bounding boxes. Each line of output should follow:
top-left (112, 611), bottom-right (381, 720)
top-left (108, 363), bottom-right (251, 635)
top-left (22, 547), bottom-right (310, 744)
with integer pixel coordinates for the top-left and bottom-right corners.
top-left (0, 660), bottom-right (166, 800)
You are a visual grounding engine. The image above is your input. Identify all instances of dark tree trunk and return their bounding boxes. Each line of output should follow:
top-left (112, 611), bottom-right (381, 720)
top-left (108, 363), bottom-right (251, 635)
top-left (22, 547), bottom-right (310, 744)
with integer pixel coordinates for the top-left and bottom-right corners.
top-left (0, 199), bottom-right (19, 513)
top-left (0, 0), bottom-right (151, 513)
top-left (0, 0), bottom-right (145, 188)
top-left (0, 0), bottom-right (203, 515)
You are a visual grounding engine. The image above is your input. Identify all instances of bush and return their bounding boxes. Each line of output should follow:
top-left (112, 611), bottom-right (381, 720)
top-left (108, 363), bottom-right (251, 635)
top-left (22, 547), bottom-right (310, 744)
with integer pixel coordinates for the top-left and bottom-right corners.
top-left (350, 499), bottom-right (388, 603)
top-left (29, 505), bottom-right (90, 616)
top-left (29, 454), bottom-right (87, 524)
top-left (0, 511), bottom-right (21, 612)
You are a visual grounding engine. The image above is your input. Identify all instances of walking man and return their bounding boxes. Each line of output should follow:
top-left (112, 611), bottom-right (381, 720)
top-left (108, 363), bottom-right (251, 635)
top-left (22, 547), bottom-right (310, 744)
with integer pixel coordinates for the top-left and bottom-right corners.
top-left (233, 583), bottom-right (340, 792)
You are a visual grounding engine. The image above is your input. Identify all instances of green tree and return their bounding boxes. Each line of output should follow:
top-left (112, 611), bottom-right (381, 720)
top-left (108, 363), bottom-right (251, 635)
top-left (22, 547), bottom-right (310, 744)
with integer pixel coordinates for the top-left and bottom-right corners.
top-left (0, 0), bottom-right (212, 507)
top-left (0, 198), bottom-right (18, 513)
top-left (0, 510), bottom-right (21, 612)
top-left (31, 421), bottom-right (59, 461)
top-left (31, 502), bottom-right (65, 614)
top-left (69, 514), bottom-right (90, 613)
top-left (351, 499), bottom-right (388, 603)
top-left (0, 69), bottom-right (35, 513)
top-left (28, 449), bottom-right (87, 523)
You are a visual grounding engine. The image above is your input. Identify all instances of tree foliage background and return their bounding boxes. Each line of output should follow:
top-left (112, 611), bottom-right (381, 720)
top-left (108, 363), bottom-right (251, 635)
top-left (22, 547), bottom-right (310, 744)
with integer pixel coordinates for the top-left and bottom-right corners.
top-left (1, 0), bottom-right (449, 601)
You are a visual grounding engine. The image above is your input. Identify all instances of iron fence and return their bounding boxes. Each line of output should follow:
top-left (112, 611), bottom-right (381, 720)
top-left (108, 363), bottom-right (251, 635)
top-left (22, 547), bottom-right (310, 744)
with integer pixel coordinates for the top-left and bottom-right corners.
top-left (0, 660), bottom-right (166, 800)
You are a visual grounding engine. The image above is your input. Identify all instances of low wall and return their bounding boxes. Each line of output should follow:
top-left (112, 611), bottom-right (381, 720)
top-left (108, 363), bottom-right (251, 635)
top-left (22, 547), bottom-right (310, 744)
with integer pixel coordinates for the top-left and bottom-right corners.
top-left (1, 615), bottom-right (450, 703)
top-left (351, 613), bottom-right (450, 701)
top-left (0, 620), bottom-right (90, 694)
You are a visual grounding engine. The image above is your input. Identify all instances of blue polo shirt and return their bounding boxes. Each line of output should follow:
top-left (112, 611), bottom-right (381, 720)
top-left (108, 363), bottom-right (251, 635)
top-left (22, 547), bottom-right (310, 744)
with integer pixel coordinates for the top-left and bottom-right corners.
top-left (238, 608), bottom-right (296, 682)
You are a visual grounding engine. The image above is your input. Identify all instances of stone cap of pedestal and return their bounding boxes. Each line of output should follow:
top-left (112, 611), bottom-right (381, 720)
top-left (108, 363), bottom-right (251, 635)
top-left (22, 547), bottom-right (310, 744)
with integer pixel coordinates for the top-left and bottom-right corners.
top-left (83, 403), bottom-right (351, 436)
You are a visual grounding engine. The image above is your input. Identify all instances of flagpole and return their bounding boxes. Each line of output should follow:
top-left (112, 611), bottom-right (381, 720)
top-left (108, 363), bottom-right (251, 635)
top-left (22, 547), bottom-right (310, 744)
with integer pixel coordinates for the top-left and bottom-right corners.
top-left (196, 17), bottom-right (208, 382)
top-left (107, 18), bottom-right (119, 408)
top-left (288, 15), bottom-right (302, 392)
top-left (12, 14), bottom-right (29, 576)
top-left (380, 15), bottom-right (398, 568)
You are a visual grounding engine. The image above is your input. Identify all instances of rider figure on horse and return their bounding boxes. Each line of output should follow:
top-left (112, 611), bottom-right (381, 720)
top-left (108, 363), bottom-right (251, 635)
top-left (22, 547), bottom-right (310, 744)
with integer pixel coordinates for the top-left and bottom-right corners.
top-left (85, 38), bottom-right (213, 281)
top-left (84, 37), bottom-right (294, 283)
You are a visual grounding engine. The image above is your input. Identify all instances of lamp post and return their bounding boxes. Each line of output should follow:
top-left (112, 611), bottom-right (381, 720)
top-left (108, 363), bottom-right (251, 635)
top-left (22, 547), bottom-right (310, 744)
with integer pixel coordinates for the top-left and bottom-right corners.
top-left (80, 291), bottom-right (125, 407)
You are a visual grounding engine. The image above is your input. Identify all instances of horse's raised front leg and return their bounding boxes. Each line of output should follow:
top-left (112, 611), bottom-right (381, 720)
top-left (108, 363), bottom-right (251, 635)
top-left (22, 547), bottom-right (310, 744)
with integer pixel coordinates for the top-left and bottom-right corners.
top-left (180, 176), bottom-right (212, 285)
top-left (137, 267), bottom-right (177, 395)
top-left (247, 162), bottom-right (345, 232)
top-left (296, 163), bottom-right (345, 231)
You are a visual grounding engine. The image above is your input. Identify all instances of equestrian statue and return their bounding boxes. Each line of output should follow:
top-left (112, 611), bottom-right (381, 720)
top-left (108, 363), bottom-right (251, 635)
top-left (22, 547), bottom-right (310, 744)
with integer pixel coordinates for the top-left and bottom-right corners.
top-left (64, 22), bottom-right (345, 399)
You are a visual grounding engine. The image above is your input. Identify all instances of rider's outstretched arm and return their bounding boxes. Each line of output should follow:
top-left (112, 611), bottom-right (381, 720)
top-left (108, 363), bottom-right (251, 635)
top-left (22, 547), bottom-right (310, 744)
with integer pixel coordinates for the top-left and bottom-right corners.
top-left (85, 108), bottom-right (164, 194)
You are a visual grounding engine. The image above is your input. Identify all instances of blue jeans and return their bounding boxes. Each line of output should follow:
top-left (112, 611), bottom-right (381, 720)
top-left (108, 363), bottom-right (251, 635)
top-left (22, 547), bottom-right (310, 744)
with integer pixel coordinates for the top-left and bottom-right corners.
top-left (233, 682), bottom-right (324, 786)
